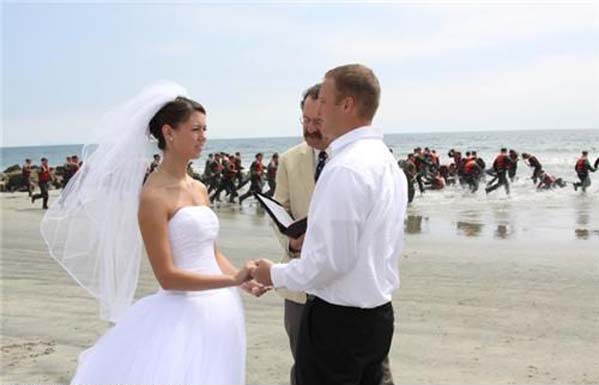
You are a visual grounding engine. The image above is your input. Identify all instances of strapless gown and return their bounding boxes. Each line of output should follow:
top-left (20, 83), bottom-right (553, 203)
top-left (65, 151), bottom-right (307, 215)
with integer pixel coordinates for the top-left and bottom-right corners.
top-left (71, 206), bottom-right (246, 385)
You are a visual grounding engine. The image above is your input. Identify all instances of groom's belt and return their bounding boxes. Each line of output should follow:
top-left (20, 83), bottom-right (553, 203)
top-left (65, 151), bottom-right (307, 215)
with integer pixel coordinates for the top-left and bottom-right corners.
top-left (306, 295), bottom-right (392, 312)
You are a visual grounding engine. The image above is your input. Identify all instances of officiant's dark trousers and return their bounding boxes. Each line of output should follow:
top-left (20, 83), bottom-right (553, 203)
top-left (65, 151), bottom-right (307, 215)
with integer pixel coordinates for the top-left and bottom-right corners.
top-left (295, 296), bottom-right (394, 385)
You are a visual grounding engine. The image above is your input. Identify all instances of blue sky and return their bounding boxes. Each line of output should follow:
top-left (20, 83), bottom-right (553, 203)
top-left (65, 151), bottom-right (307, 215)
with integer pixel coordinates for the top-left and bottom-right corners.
top-left (2, 1), bottom-right (598, 146)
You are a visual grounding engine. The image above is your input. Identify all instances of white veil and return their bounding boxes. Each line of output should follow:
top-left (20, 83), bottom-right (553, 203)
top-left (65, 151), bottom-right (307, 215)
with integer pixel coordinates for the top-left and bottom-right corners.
top-left (41, 81), bottom-right (189, 323)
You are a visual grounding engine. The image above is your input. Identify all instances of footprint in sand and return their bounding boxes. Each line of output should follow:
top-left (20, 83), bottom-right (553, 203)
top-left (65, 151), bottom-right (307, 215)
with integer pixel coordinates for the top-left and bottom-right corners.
top-left (1, 340), bottom-right (56, 366)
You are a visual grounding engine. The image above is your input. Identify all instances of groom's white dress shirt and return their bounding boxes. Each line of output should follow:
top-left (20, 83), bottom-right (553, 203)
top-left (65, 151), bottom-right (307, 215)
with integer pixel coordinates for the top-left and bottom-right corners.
top-left (271, 126), bottom-right (408, 309)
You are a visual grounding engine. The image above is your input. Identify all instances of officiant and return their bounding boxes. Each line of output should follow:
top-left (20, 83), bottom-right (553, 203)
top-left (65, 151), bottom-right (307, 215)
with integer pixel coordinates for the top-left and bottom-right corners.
top-left (269, 83), bottom-right (331, 385)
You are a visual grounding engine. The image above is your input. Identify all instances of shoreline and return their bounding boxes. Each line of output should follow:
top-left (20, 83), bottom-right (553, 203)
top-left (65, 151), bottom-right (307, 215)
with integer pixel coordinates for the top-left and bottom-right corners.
top-left (1, 191), bottom-right (598, 384)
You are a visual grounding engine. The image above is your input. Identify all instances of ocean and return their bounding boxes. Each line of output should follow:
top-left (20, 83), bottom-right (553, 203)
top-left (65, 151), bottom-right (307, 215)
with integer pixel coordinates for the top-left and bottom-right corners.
top-left (2, 129), bottom-right (598, 175)
top-left (2, 129), bottom-right (598, 242)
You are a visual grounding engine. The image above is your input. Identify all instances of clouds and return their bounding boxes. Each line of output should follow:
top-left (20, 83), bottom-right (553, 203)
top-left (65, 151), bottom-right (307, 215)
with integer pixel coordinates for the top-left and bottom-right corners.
top-left (2, 2), bottom-right (598, 146)
top-left (318, 4), bottom-right (598, 61)
top-left (378, 52), bottom-right (599, 131)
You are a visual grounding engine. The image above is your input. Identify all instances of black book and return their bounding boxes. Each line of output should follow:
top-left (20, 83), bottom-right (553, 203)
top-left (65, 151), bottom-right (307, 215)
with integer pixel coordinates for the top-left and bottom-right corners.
top-left (253, 192), bottom-right (307, 239)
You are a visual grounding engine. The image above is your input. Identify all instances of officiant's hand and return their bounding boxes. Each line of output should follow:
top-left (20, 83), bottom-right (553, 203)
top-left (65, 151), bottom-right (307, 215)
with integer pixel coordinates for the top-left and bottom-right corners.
top-left (252, 259), bottom-right (274, 286)
top-left (233, 261), bottom-right (257, 285)
top-left (288, 234), bottom-right (305, 254)
top-left (241, 280), bottom-right (270, 297)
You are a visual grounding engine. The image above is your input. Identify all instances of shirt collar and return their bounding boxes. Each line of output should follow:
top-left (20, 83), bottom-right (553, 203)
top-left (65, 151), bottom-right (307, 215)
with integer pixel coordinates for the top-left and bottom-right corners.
top-left (328, 125), bottom-right (383, 158)
top-left (312, 148), bottom-right (327, 158)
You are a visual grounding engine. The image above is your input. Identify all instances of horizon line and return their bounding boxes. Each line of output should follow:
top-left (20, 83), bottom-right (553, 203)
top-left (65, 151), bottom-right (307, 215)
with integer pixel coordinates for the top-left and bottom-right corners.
top-left (2, 127), bottom-right (597, 149)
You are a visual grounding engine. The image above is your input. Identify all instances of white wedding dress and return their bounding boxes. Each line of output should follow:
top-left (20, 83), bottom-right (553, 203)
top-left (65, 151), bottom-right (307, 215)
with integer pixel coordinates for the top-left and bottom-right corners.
top-left (71, 206), bottom-right (246, 385)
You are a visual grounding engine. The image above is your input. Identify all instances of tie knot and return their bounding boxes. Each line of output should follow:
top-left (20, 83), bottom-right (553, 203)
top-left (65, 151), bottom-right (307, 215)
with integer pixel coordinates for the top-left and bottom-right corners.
top-left (319, 151), bottom-right (328, 161)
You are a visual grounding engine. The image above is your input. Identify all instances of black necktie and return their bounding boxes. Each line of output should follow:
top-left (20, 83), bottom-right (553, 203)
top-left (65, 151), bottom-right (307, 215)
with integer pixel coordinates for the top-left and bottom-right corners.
top-left (314, 151), bottom-right (328, 182)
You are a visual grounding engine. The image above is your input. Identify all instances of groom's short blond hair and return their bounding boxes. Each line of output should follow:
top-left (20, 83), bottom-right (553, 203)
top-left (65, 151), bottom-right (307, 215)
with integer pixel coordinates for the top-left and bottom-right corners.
top-left (325, 64), bottom-right (380, 121)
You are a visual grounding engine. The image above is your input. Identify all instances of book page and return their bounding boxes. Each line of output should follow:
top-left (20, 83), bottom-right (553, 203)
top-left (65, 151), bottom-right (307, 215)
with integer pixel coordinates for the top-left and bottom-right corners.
top-left (256, 195), bottom-right (295, 227)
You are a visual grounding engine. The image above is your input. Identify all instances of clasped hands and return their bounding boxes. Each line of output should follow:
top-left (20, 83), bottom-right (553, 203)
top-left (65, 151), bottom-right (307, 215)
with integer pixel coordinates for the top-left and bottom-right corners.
top-left (236, 234), bottom-right (304, 297)
top-left (235, 259), bottom-right (275, 297)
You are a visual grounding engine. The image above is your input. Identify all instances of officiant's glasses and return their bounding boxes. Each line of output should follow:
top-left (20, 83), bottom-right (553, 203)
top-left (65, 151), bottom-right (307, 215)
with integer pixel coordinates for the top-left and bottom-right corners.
top-left (300, 117), bottom-right (322, 129)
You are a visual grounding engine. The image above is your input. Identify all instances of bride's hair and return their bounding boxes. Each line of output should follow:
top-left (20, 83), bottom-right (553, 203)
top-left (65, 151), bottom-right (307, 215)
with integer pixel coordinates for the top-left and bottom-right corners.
top-left (149, 96), bottom-right (205, 150)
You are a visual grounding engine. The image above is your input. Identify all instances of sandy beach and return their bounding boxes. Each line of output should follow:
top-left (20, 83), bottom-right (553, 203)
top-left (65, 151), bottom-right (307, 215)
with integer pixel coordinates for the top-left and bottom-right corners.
top-left (1, 190), bottom-right (598, 384)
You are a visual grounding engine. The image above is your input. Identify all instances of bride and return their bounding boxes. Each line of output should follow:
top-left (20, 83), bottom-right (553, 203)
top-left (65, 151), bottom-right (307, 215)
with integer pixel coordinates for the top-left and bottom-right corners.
top-left (41, 81), bottom-right (266, 384)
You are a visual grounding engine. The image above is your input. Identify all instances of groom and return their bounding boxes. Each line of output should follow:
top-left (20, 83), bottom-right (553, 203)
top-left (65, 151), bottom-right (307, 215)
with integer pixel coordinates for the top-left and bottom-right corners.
top-left (253, 64), bottom-right (408, 385)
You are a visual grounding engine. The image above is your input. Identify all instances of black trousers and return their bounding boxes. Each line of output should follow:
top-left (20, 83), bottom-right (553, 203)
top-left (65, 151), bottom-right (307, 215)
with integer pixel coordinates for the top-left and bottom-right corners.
top-left (295, 296), bottom-right (394, 385)
top-left (21, 177), bottom-right (32, 196)
top-left (415, 174), bottom-right (424, 193)
top-left (574, 173), bottom-right (591, 192)
top-left (464, 175), bottom-right (479, 193)
top-left (32, 182), bottom-right (49, 208)
top-left (207, 175), bottom-right (220, 193)
top-left (508, 165), bottom-right (517, 181)
top-left (531, 166), bottom-right (543, 183)
top-left (239, 180), bottom-right (263, 203)
top-left (407, 182), bottom-right (415, 204)
top-left (486, 172), bottom-right (510, 194)
top-left (265, 179), bottom-right (276, 197)
top-left (210, 178), bottom-right (237, 202)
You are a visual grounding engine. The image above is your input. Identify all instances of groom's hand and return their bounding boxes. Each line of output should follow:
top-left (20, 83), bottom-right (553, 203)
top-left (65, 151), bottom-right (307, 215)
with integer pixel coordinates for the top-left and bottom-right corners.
top-left (252, 259), bottom-right (274, 286)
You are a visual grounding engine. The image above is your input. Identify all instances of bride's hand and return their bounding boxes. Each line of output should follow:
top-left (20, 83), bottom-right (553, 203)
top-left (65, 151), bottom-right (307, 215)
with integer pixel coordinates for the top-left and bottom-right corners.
top-left (233, 261), bottom-right (256, 285)
top-left (241, 280), bottom-right (271, 297)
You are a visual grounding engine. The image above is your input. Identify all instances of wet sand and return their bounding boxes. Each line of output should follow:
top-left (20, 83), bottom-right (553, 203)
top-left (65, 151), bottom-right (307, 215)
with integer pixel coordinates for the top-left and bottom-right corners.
top-left (1, 191), bottom-right (598, 384)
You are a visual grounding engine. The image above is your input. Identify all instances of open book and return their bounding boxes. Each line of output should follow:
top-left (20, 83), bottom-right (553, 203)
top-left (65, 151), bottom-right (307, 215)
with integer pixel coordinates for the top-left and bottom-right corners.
top-left (253, 192), bottom-right (307, 239)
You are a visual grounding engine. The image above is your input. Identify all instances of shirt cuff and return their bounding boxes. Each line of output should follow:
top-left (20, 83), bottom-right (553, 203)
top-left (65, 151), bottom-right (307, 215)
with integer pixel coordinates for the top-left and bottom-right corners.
top-left (271, 263), bottom-right (288, 288)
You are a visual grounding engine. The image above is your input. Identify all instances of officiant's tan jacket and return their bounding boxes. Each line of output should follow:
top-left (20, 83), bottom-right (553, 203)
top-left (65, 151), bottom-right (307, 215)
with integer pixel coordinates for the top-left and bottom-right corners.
top-left (272, 142), bottom-right (316, 304)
